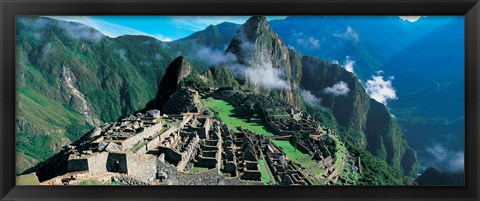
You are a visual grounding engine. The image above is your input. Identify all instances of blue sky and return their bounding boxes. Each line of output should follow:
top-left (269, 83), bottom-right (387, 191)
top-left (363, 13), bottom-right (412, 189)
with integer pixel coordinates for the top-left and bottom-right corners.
top-left (48, 16), bottom-right (427, 42)
top-left (48, 16), bottom-right (287, 41)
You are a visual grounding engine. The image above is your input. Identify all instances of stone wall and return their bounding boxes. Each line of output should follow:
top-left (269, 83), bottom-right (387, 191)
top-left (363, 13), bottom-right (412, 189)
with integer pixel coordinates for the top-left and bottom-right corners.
top-left (295, 141), bottom-right (313, 155)
top-left (127, 153), bottom-right (157, 181)
top-left (176, 134), bottom-right (200, 172)
top-left (121, 122), bottom-right (163, 151)
top-left (196, 156), bottom-right (217, 168)
top-left (87, 152), bottom-right (108, 173)
top-left (157, 160), bottom-right (261, 185)
top-left (158, 147), bottom-right (182, 164)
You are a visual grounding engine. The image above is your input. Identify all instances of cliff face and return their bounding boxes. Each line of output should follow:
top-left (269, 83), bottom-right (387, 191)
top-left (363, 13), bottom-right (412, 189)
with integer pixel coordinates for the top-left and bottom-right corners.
top-left (226, 16), bottom-right (302, 109)
top-left (299, 56), bottom-right (419, 176)
top-left (222, 16), bottom-right (418, 176)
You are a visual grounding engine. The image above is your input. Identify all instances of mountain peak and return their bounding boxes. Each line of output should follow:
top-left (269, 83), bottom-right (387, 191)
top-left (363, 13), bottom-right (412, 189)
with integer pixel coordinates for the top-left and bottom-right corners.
top-left (236, 16), bottom-right (272, 43)
top-left (151, 56), bottom-right (192, 110)
top-left (245, 16), bottom-right (268, 27)
top-left (225, 16), bottom-right (301, 109)
top-left (225, 15), bottom-right (286, 65)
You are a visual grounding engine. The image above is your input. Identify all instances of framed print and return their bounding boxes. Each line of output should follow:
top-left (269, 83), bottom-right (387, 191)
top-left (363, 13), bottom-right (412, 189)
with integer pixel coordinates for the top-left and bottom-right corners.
top-left (1, 0), bottom-right (479, 200)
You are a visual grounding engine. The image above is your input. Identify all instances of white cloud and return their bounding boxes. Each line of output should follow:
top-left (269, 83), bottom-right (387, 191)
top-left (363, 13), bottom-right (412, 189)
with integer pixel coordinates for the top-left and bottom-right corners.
top-left (57, 20), bottom-right (104, 43)
top-left (343, 56), bottom-right (355, 73)
top-left (194, 47), bottom-right (238, 66)
top-left (334, 26), bottom-right (359, 43)
top-left (308, 37), bottom-right (320, 48)
top-left (18, 17), bottom-right (51, 29)
top-left (365, 71), bottom-right (397, 105)
top-left (152, 34), bottom-right (173, 42)
top-left (185, 39), bottom-right (289, 90)
top-left (426, 143), bottom-right (464, 172)
top-left (301, 89), bottom-right (321, 106)
top-left (399, 16), bottom-right (423, 22)
top-left (324, 81), bottom-right (350, 96)
top-left (244, 67), bottom-right (289, 89)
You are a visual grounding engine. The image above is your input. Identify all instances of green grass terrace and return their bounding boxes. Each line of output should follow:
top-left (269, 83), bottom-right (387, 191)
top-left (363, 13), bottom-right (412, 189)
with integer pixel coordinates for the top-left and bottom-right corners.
top-left (201, 97), bottom-right (274, 137)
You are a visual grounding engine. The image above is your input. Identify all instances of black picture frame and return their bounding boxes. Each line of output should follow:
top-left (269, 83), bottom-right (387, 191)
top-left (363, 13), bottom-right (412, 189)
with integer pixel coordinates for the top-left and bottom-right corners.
top-left (1, 0), bottom-right (479, 200)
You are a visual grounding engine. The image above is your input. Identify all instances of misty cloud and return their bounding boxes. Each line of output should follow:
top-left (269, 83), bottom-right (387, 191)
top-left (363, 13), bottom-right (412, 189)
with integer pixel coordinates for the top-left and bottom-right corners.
top-left (41, 43), bottom-right (53, 57)
top-left (324, 81), bottom-right (350, 96)
top-left (154, 53), bottom-right (164, 61)
top-left (333, 26), bottom-right (359, 43)
top-left (152, 34), bottom-right (173, 42)
top-left (117, 49), bottom-right (127, 60)
top-left (296, 36), bottom-right (320, 49)
top-left (194, 47), bottom-right (238, 67)
top-left (18, 17), bottom-right (51, 29)
top-left (301, 89), bottom-right (321, 106)
top-left (365, 71), bottom-right (397, 105)
top-left (343, 56), bottom-right (355, 73)
top-left (244, 67), bottom-right (289, 89)
top-left (426, 143), bottom-right (464, 173)
top-left (58, 21), bottom-right (104, 43)
top-left (308, 37), bottom-right (320, 48)
top-left (142, 40), bottom-right (153, 45)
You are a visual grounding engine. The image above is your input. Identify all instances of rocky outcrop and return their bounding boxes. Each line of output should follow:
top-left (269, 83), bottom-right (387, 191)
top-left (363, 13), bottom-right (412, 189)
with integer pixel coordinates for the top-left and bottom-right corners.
top-left (149, 56), bottom-right (193, 110)
top-left (225, 16), bottom-right (302, 109)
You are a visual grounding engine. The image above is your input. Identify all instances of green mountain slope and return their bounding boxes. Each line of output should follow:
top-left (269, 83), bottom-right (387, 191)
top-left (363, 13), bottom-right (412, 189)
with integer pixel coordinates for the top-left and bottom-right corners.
top-left (16, 16), bottom-right (178, 173)
top-left (299, 56), bottom-right (419, 176)
top-left (16, 16), bottom-right (418, 180)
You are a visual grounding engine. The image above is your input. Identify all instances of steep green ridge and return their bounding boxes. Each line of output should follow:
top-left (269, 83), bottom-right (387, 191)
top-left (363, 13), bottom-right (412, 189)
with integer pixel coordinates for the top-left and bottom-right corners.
top-left (16, 16), bottom-right (418, 181)
top-left (15, 16), bottom-right (178, 173)
top-left (203, 66), bottom-right (241, 90)
top-left (176, 22), bottom-right (240, 49)
top-left (16, 17), bottom-right (240, 173)
top-left (299, 56), bottom-right (418, 176)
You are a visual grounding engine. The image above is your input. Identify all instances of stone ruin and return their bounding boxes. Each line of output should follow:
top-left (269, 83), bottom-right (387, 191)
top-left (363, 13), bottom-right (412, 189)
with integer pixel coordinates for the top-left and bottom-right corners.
top-left (265, 145), bottom-right (311, 185)
top-left (220, 126), bottom-right (265, 182)
top-left (56, 88), bottom-right (347, 185)
top-left (162, 87), bottom-right (200, 114)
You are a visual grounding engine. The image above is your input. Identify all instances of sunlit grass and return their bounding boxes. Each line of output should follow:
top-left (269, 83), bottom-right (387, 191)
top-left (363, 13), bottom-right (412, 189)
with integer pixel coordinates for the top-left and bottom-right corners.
top-left (201, 98), bottom-right (274, 137)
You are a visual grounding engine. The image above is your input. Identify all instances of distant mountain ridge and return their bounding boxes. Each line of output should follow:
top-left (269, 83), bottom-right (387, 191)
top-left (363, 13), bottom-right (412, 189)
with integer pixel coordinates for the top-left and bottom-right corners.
top-left (16, 16), bottom-right (419, 179)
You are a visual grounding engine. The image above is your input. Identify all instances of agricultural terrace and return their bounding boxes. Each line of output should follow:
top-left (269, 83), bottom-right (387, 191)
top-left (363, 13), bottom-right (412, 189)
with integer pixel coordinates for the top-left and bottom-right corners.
top-left (201, 97), bottom-right (274, 137)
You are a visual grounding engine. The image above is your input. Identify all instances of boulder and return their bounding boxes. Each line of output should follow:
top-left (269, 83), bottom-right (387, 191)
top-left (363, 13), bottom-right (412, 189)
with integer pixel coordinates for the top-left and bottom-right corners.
top-left (89, 127), bottom-right (102, 138)
top-left (105, 142), bottom-right (122, 152)
top-left (146, 109), bottom-right (161, 118)
top-left (98, 142), bottom-right (109, 152)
